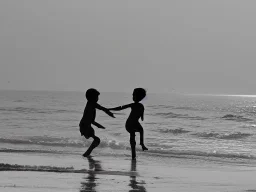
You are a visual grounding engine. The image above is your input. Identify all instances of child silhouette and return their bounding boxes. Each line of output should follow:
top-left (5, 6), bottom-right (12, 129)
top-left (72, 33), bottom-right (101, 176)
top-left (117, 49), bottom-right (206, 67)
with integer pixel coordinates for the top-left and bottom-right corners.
top-left (79, 88), bottom-right (115, 157)
top-left (109, 88), bottom-right (148, 160)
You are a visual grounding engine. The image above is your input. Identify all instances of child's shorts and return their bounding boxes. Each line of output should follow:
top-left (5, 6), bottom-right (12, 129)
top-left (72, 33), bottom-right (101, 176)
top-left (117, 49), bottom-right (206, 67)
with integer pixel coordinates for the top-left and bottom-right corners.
top-left (79, 123), bottom-right (95, 139)
top-left (125, 121), bottom-right (143, 133)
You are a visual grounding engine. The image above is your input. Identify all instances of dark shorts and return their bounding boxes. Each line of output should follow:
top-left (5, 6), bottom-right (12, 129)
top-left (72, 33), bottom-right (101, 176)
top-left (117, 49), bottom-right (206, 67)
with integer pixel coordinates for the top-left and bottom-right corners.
top-left (125, 121), bottom-right (143, 134)
top-left (79, 123), bottom-right (95, 139)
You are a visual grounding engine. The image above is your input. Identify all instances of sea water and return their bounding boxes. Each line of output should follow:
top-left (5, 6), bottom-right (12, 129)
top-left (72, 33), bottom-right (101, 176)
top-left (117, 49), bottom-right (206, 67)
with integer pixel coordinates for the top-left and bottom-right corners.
top-left (1, 90), bottom-right (256, 169)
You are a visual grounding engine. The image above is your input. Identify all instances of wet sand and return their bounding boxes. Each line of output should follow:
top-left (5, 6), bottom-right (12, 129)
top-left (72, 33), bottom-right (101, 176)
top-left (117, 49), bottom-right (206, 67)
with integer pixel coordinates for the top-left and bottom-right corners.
top-left (1, 152), bottom-right (256, 192)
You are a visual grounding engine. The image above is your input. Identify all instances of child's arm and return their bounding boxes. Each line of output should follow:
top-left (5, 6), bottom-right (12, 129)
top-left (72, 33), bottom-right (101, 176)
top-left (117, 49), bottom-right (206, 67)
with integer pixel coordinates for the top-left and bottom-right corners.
top-left (95, 103), bottom-right (115, 118)
top-left (92, 121), bottom-right (105, 129)
top-left (108, 103), bottom-right (133, 111)
top-left (141, 107), bottom-right (144, 121)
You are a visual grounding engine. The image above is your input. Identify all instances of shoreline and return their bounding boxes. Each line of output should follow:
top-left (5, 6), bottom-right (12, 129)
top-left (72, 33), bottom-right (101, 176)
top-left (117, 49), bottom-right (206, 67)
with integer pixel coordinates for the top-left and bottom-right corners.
top-left (1, 152), bottom-right (256, 192)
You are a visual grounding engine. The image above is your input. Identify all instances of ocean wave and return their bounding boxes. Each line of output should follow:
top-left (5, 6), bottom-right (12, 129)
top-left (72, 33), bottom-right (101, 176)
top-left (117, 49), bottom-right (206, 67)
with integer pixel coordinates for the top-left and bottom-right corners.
top-left (0, 107), bottom-right (78, 114)
top-left (172, 106), bottom-right (198, 111)
top-left (0, 163), bottom-right (86, 173)
top-left (145, 122), bottom-right (159, 125)
top-left (148, 105), bottom-right (174, 109)
top-left (0, 137), bottom-right (84, 147)
top-left (0, 137), bottom-right (127, 150)
top-left (0, 148), bottom-right (66, 154)
top-left (155, 112), bottom-right (206, 121)
top-left (158, 128), bottom-right (190, 134)
top-left (221, 114), bottom-right (252, 122)
top-left (145, 149), bottom-right (256, 161)
top-left (192, 132), bottom-right (252, 140)
top-left (101, 139), bottom-right (127, 149)
top-left (242, 124), bottom-right (256, 129)
top-left (13, 100), bottom-right (24, 103)
top-left (1, 147), bottom-right (255, 162)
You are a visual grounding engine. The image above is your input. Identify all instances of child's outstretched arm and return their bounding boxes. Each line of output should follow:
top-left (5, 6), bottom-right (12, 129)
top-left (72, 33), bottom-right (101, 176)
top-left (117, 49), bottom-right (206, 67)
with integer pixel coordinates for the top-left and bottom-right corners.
top-left (108, 103), bottom-right (132, 111)
top-left (95, 103), bottom-right (115, 118)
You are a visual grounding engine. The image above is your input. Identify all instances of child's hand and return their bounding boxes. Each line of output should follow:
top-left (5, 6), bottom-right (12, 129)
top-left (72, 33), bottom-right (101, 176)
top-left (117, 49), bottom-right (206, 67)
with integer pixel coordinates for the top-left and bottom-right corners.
top-left (93, 121), bottom-right (105, 129)
top-left (106, 110), bottom-right (115, 118)
top-left (96, 124), bottom-right (105, 129)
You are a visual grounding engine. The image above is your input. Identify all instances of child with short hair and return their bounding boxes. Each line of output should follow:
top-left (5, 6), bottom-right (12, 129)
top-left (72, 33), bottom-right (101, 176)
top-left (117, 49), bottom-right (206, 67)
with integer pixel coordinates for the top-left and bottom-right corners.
top-left (108, 88), bottom-right (148, 160)
top-left (79, 88), bottom-right (115, 157)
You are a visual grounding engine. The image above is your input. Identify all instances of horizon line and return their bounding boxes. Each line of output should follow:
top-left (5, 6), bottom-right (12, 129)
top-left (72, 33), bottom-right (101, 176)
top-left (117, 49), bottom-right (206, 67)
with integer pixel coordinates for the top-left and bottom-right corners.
top-left (1, 88), bottom-right (256, 97)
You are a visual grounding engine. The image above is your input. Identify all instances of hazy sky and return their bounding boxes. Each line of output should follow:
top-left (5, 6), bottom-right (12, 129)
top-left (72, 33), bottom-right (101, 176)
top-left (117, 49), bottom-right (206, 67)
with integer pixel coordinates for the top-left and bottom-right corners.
top-left (1, 0), bottom-right (256, 94)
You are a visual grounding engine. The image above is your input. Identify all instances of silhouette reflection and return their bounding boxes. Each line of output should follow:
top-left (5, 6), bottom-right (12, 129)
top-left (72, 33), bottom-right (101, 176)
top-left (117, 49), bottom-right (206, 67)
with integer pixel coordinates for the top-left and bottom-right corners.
top-left (129, 160), bottom-right (147, 192)
top-left (80, 157), bottom-right (147, 192)
top-left (80, 156), bottom-right (102, 192)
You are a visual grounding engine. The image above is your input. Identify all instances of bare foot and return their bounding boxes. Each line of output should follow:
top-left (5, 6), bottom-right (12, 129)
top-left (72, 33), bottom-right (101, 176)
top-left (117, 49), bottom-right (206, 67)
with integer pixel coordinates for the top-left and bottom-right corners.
top-left (82, 152), bottom-right (90, 157)
top-left (141, 144), bottom-right (148, 151)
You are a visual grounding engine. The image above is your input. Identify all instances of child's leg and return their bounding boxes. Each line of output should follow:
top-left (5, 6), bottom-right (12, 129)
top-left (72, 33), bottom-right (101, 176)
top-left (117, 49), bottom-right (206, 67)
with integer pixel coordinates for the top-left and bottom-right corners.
top-left (92, 136), bottom-right (101, 148)
top-left (139, 128), bottom-right (144, 145)
top-left (83, 135), bottom-right (101, 157)
top-left (129, 132), bottom-right (136, 160)
top-left (137, 125), bottom-right (148, 151)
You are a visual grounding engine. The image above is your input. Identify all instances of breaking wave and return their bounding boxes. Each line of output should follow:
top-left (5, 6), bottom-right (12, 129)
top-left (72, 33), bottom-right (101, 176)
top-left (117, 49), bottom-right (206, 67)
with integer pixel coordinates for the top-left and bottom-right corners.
top-left (158, 128), bottom-right (190, 134)
top-left (145, 149), bottom-right (256, 161)
top-left (221, 114), bottom-right (252, 122)
top-left (0, 107), bottom-right (78, 114)
top-left (0, 148), bottom-right (66, 154)
top-left (192, 132), bottom-right (252, 140)
top-left (1, 147), bottom-right (255, 162)
top-left (155, 112), bottom-right (206, 120)
top-left (0, 137), bottom-right (127, 150)
top-left (242, 124), bottom-right (256, 129)
top-left (0, 163), bottom-right (84, 173)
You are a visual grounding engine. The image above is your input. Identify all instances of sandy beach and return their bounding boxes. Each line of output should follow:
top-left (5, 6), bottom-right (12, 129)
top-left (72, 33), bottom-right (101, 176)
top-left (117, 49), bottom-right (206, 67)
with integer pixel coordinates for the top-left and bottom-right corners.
top-left (1, 151), bottom-right (256, 192)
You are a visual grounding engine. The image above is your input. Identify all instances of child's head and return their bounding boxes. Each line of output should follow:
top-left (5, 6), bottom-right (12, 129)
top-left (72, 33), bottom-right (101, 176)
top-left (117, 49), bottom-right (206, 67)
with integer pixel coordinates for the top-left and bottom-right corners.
top-left (85, 88), bottom-right (100, 102)
top-left (133, 88), bottom-right (146, 102)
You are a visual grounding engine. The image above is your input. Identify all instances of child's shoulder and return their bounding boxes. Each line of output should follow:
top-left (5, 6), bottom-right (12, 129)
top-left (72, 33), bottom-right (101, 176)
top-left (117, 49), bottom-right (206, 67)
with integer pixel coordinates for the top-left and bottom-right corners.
top-left (85, 101), bottom-right (96, 108)
top-left (135, 102), bottom-right (144, 108)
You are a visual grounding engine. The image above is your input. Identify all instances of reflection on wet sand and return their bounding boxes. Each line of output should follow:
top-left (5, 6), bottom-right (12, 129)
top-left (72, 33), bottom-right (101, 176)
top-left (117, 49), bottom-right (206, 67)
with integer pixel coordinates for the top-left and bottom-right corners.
top-left (80, 157), bottom-right (147, 192)
top-left (80, 156), bottom-right (102, 192)
top-left (129, 160), bottom-right (147, 192)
